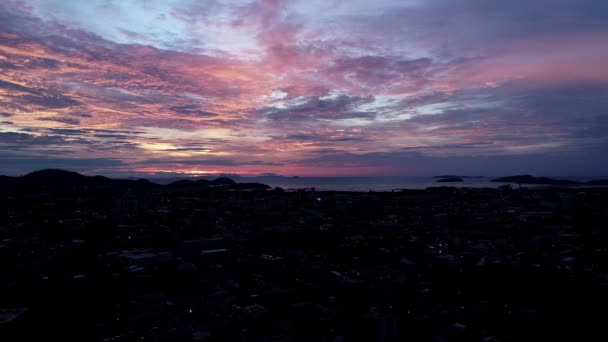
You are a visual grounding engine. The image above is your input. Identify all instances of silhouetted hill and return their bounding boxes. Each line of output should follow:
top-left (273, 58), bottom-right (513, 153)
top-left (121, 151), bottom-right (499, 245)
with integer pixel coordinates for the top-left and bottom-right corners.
top-left (210, 177), bottom-right (236, 186)
top-left (588, 179), bottom-right (608, 186)
top-left (0, 175), bottom-right (12, 186)
top-left (231, 182), bottom-right (272, 190)
top-left (23, 169), bottom-right (88, 183)
top-left (0, 169), bottom-right (271, 192)
top-left (167, 177), bottom-right (268, 190)
top-left (168, 179), bottom-right (197, 187)
top-left (167, 179), bottom-right (212, 190)
top-left (0, 169), bottom-right (159, 191)
top-left (130, 178), bottom-right (156, 187)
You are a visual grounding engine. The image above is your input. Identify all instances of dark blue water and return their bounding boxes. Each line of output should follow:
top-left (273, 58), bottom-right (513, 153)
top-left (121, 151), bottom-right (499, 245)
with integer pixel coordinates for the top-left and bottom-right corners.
top-left (232, 176), bottom-right (603, 191)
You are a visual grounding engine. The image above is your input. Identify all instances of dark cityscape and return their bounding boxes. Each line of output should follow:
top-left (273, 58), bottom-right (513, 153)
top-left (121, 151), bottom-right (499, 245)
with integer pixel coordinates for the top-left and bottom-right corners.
top-left (1, 170), bottom-right (608, 340)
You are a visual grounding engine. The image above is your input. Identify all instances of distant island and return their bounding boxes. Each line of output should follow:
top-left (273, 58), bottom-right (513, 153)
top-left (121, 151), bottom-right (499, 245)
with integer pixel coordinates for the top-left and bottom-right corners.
top-left (167, 177), bottom-right (271, 190)
top-left (436, 177), bottom-right (464, 183)
top-left (433, 175), bottom-right (483, 179)
top-left (0, 169), bottom-right (271, 191)
top-left (491, 175), bottom-right (608, 186)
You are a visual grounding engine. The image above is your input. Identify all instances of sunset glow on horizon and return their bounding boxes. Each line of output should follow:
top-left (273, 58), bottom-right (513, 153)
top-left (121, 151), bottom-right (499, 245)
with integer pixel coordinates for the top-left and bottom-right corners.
top-left (1, 0), bottom-right (608, 177)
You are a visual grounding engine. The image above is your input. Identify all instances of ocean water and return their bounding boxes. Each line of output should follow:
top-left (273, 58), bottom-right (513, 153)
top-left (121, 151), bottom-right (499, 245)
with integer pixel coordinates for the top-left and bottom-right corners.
top-left (232, 176), bottom-right (604, 192)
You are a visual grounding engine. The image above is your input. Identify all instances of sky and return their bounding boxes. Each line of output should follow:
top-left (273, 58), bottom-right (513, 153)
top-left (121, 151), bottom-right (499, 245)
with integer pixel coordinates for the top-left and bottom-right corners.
top-left (1, 0), bottom-right (608, 177)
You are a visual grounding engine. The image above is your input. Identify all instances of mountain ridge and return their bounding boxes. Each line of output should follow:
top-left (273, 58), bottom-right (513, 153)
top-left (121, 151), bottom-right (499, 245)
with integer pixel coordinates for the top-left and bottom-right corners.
top-left (0, 169), bottom-right (270, 191)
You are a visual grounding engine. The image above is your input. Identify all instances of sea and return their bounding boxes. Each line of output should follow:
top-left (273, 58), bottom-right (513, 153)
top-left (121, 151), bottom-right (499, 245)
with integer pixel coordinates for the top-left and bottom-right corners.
top-left (154, 176), bottom-right (605, 192)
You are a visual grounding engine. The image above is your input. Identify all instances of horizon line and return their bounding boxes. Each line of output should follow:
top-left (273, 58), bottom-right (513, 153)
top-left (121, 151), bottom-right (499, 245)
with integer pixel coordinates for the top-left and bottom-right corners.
top-left (2, 168), bottom-right (607, 180)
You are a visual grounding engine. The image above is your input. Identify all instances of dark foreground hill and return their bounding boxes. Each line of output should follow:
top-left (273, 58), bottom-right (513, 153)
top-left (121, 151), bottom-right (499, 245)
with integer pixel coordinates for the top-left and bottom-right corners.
top-left (0, 169), bottom-right (270, 191)
top-left (1, 169), bottom-right (157, 190)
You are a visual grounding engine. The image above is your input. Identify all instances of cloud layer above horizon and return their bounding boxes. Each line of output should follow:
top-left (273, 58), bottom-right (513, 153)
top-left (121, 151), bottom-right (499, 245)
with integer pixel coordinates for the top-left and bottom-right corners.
top-left (1, 0), bottom-right (608, 176)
